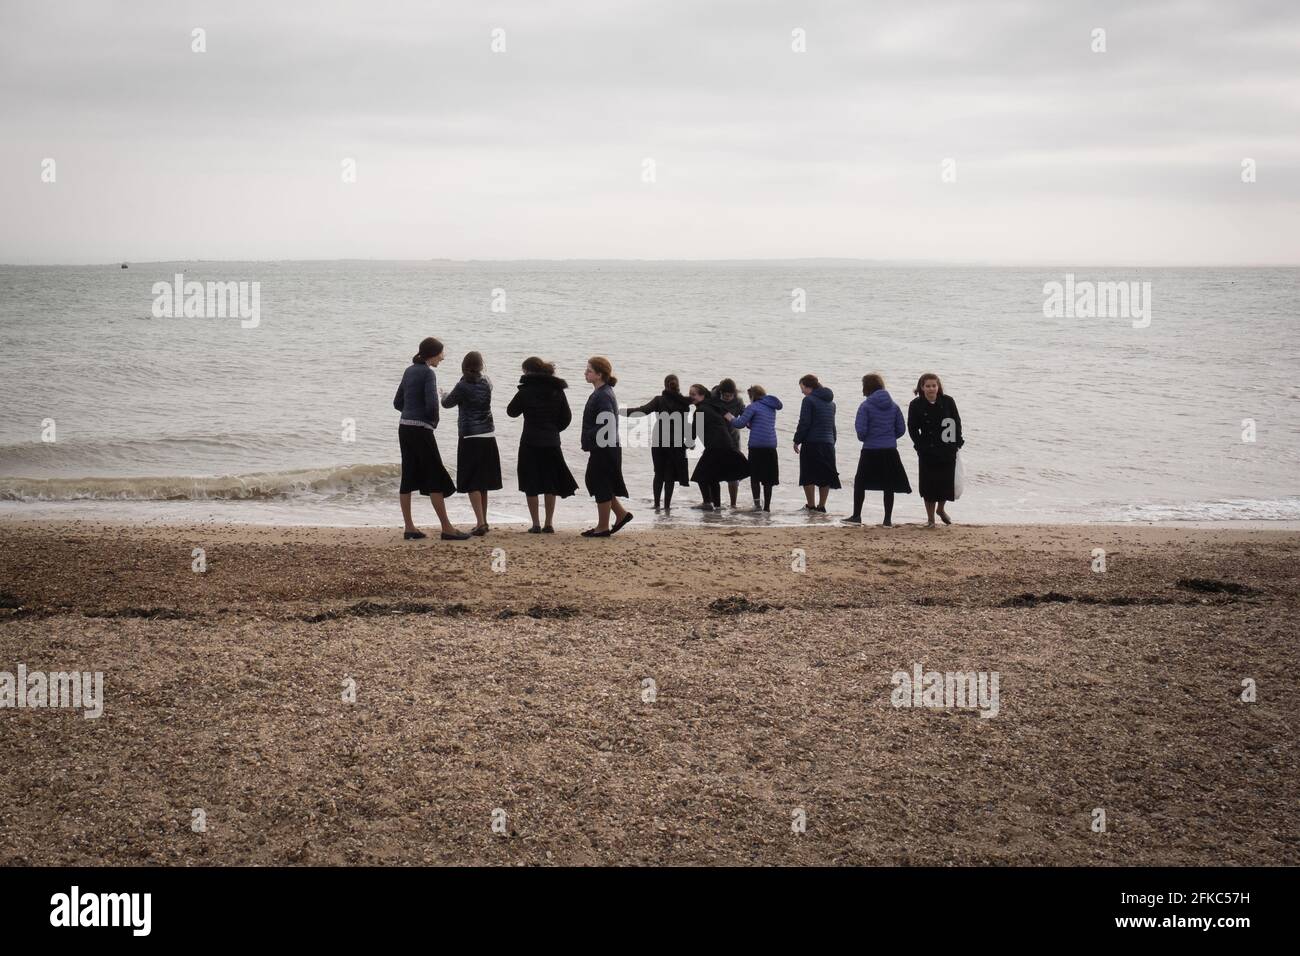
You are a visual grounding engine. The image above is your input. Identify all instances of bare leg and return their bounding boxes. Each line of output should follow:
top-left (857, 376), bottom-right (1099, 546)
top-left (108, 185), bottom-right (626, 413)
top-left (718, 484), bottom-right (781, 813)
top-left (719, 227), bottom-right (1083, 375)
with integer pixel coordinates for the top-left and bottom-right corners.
top-left (803, 484), bottom-right (816, 507)
top-left (727, 481), bottom-right (738, 507)
top-left (610, 497), bottom-right (628, 522)
top-left (429, 493), bottom-right (463, 535)
top-left (817, 485), bottom-right (830, 509)
top-left (544, 494), bottom-right (557, 528)
top-left (595, 500), bottom-right (612, 532)
top-left (400, 492), bottom-right (417, 532)
top-left (924, 499), bottom-right (937, 526)
top-left (526, 495), bottom-right (541, 528)
top-left (468, 490), bottom-right (487, 528)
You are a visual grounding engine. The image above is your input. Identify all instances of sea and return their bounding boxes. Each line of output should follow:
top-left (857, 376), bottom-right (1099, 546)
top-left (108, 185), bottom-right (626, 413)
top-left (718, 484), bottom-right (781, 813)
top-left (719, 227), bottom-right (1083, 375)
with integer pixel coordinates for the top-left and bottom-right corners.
top-left (1, 261), bottom-right (1297, 527)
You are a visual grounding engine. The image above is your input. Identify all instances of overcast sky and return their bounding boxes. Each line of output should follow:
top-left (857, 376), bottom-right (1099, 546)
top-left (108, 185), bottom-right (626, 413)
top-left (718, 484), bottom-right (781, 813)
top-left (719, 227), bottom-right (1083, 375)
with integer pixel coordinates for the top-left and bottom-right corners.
top-left (2, 0), bottom-right (1297, 264)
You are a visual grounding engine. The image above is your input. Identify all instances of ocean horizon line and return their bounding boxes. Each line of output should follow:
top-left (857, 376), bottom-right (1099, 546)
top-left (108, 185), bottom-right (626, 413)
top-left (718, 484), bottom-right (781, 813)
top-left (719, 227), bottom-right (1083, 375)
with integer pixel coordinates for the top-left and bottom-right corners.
top-left (4, 258), bottom-right (1300, 269)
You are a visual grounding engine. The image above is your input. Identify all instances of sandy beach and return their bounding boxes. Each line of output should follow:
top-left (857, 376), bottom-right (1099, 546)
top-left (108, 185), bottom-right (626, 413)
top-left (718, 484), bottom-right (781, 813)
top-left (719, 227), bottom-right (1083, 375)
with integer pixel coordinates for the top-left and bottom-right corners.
top-left (0, 518), bottom-right (1296, 865)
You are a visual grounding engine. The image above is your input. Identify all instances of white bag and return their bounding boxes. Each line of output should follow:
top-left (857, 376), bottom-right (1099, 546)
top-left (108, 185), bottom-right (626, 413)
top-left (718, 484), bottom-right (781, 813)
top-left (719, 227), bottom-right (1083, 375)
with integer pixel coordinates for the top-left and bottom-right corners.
top-left (952, 450), bottom-right (965, 500)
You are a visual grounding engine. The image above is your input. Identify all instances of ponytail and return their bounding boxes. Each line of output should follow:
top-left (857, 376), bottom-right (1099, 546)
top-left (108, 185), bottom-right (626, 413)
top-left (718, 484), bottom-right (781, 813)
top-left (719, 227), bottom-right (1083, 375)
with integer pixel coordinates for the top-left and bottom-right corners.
top-left (413, 337), bottom-right (443, 364)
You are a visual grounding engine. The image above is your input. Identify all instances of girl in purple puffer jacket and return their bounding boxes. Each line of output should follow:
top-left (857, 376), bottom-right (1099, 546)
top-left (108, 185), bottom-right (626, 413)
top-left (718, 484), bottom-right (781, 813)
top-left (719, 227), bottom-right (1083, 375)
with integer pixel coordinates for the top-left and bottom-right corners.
top-left (846, 373), bottom-right (912, 527)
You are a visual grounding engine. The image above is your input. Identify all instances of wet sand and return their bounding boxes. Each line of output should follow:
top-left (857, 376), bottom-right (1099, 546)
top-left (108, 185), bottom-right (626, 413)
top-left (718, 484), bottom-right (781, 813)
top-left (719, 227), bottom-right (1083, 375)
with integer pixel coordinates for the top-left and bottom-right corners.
top-left (0, 518), bottom-right (1296, 865)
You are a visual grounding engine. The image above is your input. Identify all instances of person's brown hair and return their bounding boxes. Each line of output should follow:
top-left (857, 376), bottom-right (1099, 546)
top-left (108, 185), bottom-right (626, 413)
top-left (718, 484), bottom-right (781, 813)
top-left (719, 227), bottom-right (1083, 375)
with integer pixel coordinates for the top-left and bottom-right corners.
top-left (461, 350), bottom-right (484, 381)
top-left (688, 383), bottom-right (709, 401)
top-left (799, 373), bottom-right (820, 390)
top-left (588, 356), bottom-right (617, 387)
top-left (718, 378), bottom-right (737, 396)
top-left (664, 374), bottom-right (680, 393)
top-left (862, 373), bottom-right (885, 396)
top-left (747, 384), bottom-right (766, 401)
top-left (413, 337), bottom-right (443, 364)
top-left (522, 356), bottom-right (555, 375)
top-left (914, 372), bottom-right (944, 397)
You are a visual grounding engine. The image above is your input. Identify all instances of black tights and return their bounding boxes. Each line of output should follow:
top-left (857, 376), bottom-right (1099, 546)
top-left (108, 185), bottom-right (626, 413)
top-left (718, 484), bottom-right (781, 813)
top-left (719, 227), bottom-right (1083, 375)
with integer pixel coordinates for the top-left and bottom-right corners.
top-left (697, 481), bottom-right (722, 507)
top-left (749, 476), bottom-right (773, 510)
top-left (852, 487), bottom-right (895, 523)
top-left (654, 477), bottom-right (677, 508)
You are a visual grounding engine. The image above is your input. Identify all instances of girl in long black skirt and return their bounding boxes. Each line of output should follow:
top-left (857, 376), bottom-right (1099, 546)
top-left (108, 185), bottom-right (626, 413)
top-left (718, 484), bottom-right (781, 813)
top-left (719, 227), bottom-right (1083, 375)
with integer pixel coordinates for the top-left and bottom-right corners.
top-left (579, 356), bottom-right (634, 537)
top-left (628, 374), bottom-right (691, 510)
top-left (792, 373), bottom-right (840, 512)
top-left (393, 336), bottom-right (469, 541)
top-left (505, 356), bottom-right (579, 533)
top-left (441, 350), bottom-right (502, 536)
top-left (687, 383), bottom-right (750, 510)
top-left (907, 372), bottom-right (964, 527)
top-left (846, 373), bottom-right (912, 527)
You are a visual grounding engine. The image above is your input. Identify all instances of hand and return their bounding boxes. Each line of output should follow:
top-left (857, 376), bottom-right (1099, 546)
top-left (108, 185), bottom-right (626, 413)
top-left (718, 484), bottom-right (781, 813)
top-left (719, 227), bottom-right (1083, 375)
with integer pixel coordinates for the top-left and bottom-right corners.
top-left (793, 442), bottom-right (801, 455)
top-left (724, 412), bottom-right (734, 421)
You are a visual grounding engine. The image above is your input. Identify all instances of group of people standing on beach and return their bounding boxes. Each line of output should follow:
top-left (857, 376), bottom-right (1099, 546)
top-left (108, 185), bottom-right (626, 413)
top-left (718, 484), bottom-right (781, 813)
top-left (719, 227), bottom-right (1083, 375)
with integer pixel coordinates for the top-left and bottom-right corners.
top-left (394, 337), bottom-right (965, 540)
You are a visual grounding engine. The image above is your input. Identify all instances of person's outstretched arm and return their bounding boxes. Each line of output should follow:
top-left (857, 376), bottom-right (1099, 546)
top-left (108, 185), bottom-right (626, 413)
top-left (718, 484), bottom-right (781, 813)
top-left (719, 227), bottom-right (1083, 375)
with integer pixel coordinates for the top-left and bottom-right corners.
top-left (440, 381), bottom-right (463, 408)
top-left (730, 405), bottom-right (756, 429)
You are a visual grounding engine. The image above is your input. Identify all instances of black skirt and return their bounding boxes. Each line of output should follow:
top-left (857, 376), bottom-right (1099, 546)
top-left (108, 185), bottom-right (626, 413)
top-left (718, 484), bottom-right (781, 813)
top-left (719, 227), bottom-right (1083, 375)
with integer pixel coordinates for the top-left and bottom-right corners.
top-left (650, 444), bottom-right (690, 486)
top-left (398, 424), bottom-right (456, 497)
top-left (691, 446), bottom-right (750, 484)
top-left (517, 443), bottom-right (578, 498)
top-left (747, 447), bottom-right (779, 486)
top-left (797, 441), bottom-right (841, 489)
top-left (854, 447), bottom-right (912, 493)
top-left (917, 454), bottom-right (956, 502)
top-left (584, 446), bottom-right (629, 502)
top-left (456, 436), bottom-right (503, 493)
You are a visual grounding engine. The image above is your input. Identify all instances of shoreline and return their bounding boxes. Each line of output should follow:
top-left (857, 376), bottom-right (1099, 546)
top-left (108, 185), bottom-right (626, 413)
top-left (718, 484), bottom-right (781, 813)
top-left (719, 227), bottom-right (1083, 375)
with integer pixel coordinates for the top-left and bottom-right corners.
top-left (3, 507), bottom-right (1299, 533)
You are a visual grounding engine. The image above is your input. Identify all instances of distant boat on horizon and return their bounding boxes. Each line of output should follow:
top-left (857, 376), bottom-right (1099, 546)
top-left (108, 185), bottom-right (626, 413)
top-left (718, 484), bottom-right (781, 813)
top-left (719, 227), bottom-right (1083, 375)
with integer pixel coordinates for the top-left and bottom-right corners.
top-left (120, 263), bottom-right (128, 269)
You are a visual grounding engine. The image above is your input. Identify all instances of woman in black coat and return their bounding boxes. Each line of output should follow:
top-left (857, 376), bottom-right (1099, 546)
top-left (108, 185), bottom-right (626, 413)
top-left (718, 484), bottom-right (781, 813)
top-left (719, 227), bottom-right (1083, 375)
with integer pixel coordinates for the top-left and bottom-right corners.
top-left (907, 372), bottom-right (964, 527)
top-left (579, 356), bottom-right (633, 537)
top-left (687, 383), bottom-right (750, 511)
top-left (628, 373), bottom-right (692, 510)
top-left (505, 356), bottom-right (579, 533)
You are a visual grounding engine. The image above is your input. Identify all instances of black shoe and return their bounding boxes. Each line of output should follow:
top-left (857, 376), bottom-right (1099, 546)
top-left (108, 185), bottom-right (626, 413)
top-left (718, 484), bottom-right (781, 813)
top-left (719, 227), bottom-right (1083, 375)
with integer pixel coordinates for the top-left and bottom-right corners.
top-left (610, 512), bottom-right (634, 534)
top-left (580, 528), bottom-right (611, 538)
top-left (527, 525), bottom-right (542, 534)
top-left (440, 531), bottom-right (471, 541)
top-left (939, 512), bottom-right (952, 525)
top-left (542, 525), bottom-right (555, 534)
top-left (403, 530), bottom-right (427, 540)
top-left (471, 524), bottom-right (489, 536)
top-left (815, 505), bottom-right (827, 513)
top-left (843, 515), bottom-right (862, 524)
